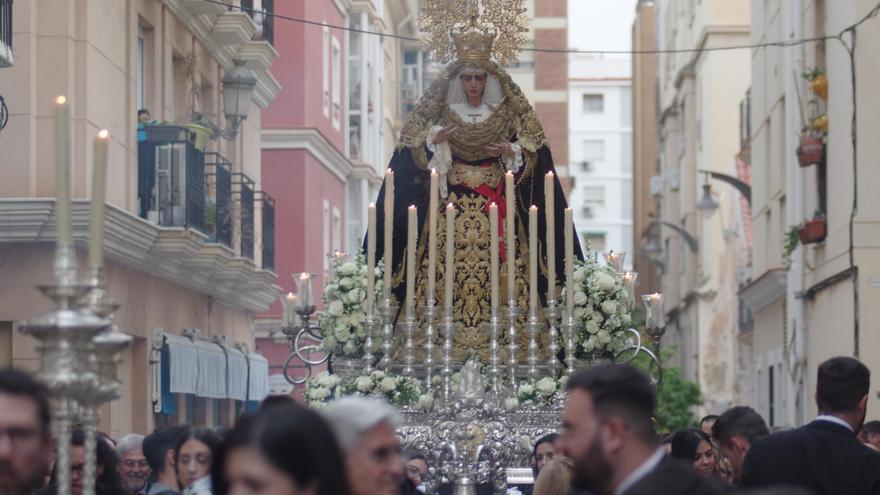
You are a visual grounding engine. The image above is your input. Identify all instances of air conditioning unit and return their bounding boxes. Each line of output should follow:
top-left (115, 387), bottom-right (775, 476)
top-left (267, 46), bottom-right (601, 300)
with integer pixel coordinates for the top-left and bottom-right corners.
top-left (650, 175), bottom-right (665, 196)
top-left (582, 204), bottom-right (595, 218)
top-left (581, 160), bottom-right (592, 172)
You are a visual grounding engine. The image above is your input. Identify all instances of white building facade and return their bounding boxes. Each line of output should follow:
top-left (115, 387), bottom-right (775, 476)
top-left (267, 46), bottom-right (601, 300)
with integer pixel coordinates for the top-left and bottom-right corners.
top-left (568, 55), bottom-right (633, 256)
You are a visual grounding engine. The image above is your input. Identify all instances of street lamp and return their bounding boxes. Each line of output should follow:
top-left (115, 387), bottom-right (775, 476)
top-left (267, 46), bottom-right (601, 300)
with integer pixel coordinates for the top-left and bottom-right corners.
top-left (696, 177), bottom-right (719, 216)
top-left (220, 60), bottom-right (258, 140)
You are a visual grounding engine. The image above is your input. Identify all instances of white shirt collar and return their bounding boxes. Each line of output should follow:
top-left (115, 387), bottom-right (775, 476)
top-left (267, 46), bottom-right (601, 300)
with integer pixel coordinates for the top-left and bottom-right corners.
top-left (614, 447), bottom-right (666, 495)
top-left (815, 414), bottom-right (855, 432)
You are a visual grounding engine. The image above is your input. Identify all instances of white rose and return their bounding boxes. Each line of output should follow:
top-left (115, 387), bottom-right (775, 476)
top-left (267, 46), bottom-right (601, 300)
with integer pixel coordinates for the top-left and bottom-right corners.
top-left (322, 336), bottom-right (338, 350)
top-left (574, 307), bottom-right (587, 320)
top-left (536, 377), bottom-right (557, 397)
top-left (339, 278), bottom-right (353, 289)
top-left (585, 320), bottom-right (600, 335)
top-left (380, 376), bottom-right (398, 393)
top-left (595, 271), bottom-right (616, 292)
top-left (418, 394), bottom-right (434, 411)
top-left (334, 325), bottom-right (351, 342)
top-left (315, 372), bottom-right (334, 388)
top-left (583, 336), bottom-right (596, 353)
top-left (308, 386), bottom-right (330, 401)
top-left (597, 329), bottom-right (612, 344)
top-left (518, 383), bottom-right (534, 397)
top-left (601, 300), bottom-right (618, 316)
top-left (343, 340), bottom-right (358, 354)
top-left (573, 268), bottom-right (587, 283)
top-left (573, 291), bottom-right (588, 306)
top-left (355, 375), bottom-right (373, 392)
top-left (327, 300), bottom-right (344, 316)
top-left (359, 264), bottom-right (368, 276)
top-left (504, 397), bottom-right (520, 411)
top-left (558, 375), bottom-right (569, 388)
top-left (340, 261), bottom-right (358, 275)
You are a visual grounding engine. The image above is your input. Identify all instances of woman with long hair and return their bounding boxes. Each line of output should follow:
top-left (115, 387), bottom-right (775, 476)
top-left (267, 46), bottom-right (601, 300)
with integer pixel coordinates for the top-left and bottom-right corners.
top-left (670, 429), bottom-right (718, 478)
top-left (212, 401), bottom-right (352, 495)
top-left (174, 427), bottom-right (223, 495)
top-left (532, 458), bottom-right (572, 495)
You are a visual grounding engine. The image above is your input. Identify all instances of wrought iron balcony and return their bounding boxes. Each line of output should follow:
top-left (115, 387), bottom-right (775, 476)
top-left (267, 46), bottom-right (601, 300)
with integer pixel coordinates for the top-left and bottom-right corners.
top-left (0, 0), bottom-right (13, 67)
top-left (205, 152), bottom-right (234, 248)
top-left (241, 0), bottom-right (274, 45)
top-left (137, 125), bottom-right (207, 236)
top-left (232, 172), bottom-right (256, 261)
top-left (258, 191), bottom-right (275, 271)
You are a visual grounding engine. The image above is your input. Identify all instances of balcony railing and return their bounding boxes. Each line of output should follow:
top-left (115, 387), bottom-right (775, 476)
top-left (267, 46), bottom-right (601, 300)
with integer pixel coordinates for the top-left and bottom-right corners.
top-left (0, 0), bottom-right (13, 67)
top-left (258, 191), bottom-right (275, 271)
top-left (204, 152), bottom-right (234, 247)
top-left (137, 126), bottom-right (206, 236)
top-left (233, 172), bottom-right (256, 261)
top-left (241, 0), bottom-right (274, 45)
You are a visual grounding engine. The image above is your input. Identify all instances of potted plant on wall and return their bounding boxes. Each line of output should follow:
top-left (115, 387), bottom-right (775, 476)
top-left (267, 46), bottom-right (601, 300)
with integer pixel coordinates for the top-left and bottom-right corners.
top-left (803, 67), bottom-right (827, 100)
top-left (797, 67), bottom-right (828, 167)
top-left (798, 211), bottom-right (827, 245)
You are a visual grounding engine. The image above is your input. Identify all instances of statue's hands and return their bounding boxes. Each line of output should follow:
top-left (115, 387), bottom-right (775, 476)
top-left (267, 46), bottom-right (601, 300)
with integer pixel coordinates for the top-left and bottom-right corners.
top-left (486, 141), bottom-right (514, 158)
top-left (433, 125), bottom-right (458, 144)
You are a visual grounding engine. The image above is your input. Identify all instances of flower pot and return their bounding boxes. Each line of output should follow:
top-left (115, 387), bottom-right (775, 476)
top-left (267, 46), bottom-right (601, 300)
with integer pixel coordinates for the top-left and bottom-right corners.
top-left (182, 124), bottom-right (212, 151)
top-left (797, 136), bottom-right (824, 167)
top-left (798, 219), bottom-right (826, 244)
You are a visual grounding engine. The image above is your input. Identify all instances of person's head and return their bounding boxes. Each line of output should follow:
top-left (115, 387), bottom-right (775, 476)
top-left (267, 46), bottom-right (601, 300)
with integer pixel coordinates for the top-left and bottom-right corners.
top-left (143, 425), bottom-right (190, 488)
top-left (816, 356), bottom-right (870, 431)
top-left (322, 397), bottom-right (403, 495)
top-left (531, 458), bottom-right (572, 495)
top-left (660, 433), bottom-right (673, 454)
top-left (66, 428), bottom-right (125, 495)
top-left (699, 415), bottom-right (719, 437)
top-left (175, 427), bottom-right (222, 489)
top-left (711, 406), bottom-right (769, 478)
top-left (137, 109), bottom-right (151, 123)
top-left (859, 420), bottom-right (880, 448)
top-left (557, 364), bottom-right (656, 494)
top-left (459, 68), bottom-right (487, 103)
top-left (404, 449), bottom-right (428, 489)
top-left (0, 368), bottom-right (53, 495)
top-left (117, 434), bottom-right (150, 493)
top-left (669, 429), bottom-right (716, 477)
top-left (532, 433), bottom-right (559, 475)
top-left (213, 401), bottom-right (352, 495)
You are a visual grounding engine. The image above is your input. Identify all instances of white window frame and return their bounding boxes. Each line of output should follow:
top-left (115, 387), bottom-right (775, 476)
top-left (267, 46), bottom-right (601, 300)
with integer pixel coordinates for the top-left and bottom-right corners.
top-left (323, 200), bottom-right (331, 277)
top-left (323, 24), bottom-right (330, 119)
top-left (137, 25), bottom-right (145, 109)
top-left (332, 207), bottom-right (342, 255)
top-left (332, 36), bottom-right (342, 130)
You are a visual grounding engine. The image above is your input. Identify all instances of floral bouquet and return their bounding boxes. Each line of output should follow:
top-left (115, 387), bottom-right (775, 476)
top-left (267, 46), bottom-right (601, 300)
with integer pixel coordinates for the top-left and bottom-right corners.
top-left (509, 375), bottom-right (568, 410)
top-left (318, 254), bottom-right (384, 356)
top-left (306, 370), bottom-right (433, 411)
top-left (305, 371), bottom-right (344, 405)
top-left (562, 256), bottom-right (635, 359)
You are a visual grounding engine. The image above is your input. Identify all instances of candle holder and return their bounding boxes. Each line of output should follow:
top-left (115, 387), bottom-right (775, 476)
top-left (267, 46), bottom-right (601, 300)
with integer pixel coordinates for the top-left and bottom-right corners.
top-left (439, 314), bottom-right (458, 405)
top-left (378, 300), bottom-right (399, 370)
top-left (621, 272), bottom-right (639, 308)
top-left (362, 315), bottom-right (380, 373)
top-left (281, 303), bottom-right (327, 386)
top-left (525, 314), bottom-right (542, 384)
top-left (503, 303), bottom-right (521, 390)
top-left (484, 316), bottom-right (505, 399)
top-left (399, 313), bottom-right (418, 377)
top-left (543, 298), bottom-right (562, 376)
top-left (642, 294), bottom-right (666, 381)
top-left (422, 301), bottom-right (440, 392)
top-left (560, 310), bottom-right (578, 377)
top-left (603, 251), bottom-right (626, 273)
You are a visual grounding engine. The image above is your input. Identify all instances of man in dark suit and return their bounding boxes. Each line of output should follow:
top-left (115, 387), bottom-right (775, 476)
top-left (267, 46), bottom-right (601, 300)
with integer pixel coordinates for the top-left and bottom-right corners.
top-left (711, 406), bottom-right (769, 483)
top-left (556, 364), bottom-right (721, 495)
top-left (740, 356), bottom-right (880, 494)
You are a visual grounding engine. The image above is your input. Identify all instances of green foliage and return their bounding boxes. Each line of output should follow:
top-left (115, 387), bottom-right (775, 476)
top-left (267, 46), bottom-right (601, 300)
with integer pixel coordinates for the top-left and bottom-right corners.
top-left (654, 366), bottom-right (702, 432)
top-left (783, 226), bottom-right (800, 270)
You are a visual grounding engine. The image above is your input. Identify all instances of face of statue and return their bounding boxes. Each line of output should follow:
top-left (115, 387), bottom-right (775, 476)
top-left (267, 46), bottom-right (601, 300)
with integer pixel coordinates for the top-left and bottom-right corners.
top-left (460, 73), bottom-right (487, 103)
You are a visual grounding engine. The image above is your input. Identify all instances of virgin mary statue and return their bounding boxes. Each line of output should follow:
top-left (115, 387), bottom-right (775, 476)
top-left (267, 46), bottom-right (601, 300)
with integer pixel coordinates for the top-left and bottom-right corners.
top-left (369, 5), bottom-right (583, 362)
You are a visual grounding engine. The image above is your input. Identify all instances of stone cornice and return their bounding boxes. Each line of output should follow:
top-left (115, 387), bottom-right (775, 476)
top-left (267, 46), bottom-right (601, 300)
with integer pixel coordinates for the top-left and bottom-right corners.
top-left (0, 199), bottom-right (280, 313)
top-left (261, 128), bottom-right (353, 183)
top-left (739, 269), bottom-right (787, 314)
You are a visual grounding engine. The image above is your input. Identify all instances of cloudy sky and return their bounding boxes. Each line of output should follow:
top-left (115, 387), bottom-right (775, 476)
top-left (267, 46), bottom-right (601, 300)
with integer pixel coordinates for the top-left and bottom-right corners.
top-left (568, 0), bottom-right (638, 54)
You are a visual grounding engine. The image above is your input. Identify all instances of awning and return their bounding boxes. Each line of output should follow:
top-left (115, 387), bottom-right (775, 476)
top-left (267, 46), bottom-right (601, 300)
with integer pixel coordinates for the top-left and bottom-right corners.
top-left (196, 339), bottom-right (228, 399)
top-left (226, 345), bottom-right (249, 402)
top-left (247, 353), bottom-right (269, 402)
top-left (166, 334), bottom-right (199, 395)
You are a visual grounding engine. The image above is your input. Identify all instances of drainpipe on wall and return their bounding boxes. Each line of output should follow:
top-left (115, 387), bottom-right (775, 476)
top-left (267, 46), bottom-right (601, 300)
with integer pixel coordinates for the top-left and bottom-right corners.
top-left (784, 0), bottom-right (807, 427)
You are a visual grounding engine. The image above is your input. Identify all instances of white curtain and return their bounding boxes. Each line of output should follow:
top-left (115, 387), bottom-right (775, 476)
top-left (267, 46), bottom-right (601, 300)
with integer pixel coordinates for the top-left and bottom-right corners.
top-left (196, 341), bottom-right (228, 399)
top-left (247, 353), bottom-right (270, 401)
top-left (226, 346), bottom-right (249, 402)
top-left (166, 334), bottom-right (199, 395)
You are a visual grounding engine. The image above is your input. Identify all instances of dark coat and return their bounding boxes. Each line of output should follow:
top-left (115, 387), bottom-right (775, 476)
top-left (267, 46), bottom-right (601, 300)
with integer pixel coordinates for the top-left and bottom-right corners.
top-left (622, 458), bottom-right (723, 495)
top-left (740, 419), bottom-right (880, 495)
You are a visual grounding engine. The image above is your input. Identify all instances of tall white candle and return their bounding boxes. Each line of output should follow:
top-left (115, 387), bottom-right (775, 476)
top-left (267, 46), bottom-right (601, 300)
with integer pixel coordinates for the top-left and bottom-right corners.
top-left (406, 206), bottom-right (417, 318)
top-left (445, 203), bottom-right (456, 317)
top-left (427, 169), bottom-right (439, 302)
top-left (545, 172), bottom-right (556, 300)
top-left (505, 172), bottom-right (516, 304)
top-left (88, 130), bottom-right (110, 269)
top-left (284, 292), bottom-right (297, 326)
top-left (298, 273), bottom-right (312, 307)
top-left (383, 169), bottom-right (394, 302)
top-left (489, 203), bottom-right (499, 318)
top-left (565, 208), bottom-right (574, 315)
top-left (54, 96), bottom-right (71, 247)
top-left (366, 203), bottom-right (377, 316)
top-left (529, 206), bottom-right (538, 316)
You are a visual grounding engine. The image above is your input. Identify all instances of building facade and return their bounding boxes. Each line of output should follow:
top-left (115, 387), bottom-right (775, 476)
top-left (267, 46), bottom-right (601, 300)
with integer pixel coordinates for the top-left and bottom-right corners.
top-left (740, 0), bottom-right (880, 426)
top-left (0, 0), bottom-right (279, 435)
top-left (568, 55), bottom-right (633, 257)
top-left (653, 0), bottom-right (751, 413)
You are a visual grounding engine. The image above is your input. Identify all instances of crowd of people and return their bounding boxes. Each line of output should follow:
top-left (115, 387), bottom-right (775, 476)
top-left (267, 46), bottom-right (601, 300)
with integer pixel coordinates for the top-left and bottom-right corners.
top-left (1, 355), bottom-right (879, 495)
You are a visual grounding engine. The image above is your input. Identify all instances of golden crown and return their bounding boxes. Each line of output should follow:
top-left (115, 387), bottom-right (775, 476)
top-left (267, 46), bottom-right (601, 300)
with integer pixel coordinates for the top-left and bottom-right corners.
top-left (451, 24), bottom-right (496, 62)
top-left (420, 0), bottom-right (528, 66)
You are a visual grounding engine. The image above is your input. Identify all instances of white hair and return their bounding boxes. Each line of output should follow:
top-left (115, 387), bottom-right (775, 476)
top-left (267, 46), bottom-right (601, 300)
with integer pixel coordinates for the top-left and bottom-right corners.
top-left (446, 66), bottom-right (504, 108)
top-left (116, 433), bottom-right (145, 457)
top-left (321, 397), bottom-right (401, 455)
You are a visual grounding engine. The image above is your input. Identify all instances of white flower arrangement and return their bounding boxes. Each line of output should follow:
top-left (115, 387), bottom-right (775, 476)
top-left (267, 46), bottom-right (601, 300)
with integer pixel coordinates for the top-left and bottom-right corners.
top-left (514, 375), bottom-right (567, 407)
top-left (318, 254), bottom-right (384, 356)
top-left (562, 256), bottom-right (635, 359)
top-left (305, 369), bottom-right (432, 410)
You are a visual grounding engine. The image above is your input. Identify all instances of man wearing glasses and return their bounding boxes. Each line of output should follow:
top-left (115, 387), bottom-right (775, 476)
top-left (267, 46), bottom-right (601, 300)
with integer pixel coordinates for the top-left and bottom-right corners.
top-left (117, 434), bottom-right (151, 494)
top-left (0, 368), bottom-right (53, 495)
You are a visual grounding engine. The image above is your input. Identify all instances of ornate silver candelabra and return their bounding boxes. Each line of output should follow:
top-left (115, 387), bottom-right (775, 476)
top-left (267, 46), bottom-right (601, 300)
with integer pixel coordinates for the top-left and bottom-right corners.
top-left (543, 296), bottom-right (562, 376)
top-left (378, 300), bottom-right (399, 371)
top-left (423, 301), bottom-right (440, 392)
top-left (503, 303), bottom-right (520, 391)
